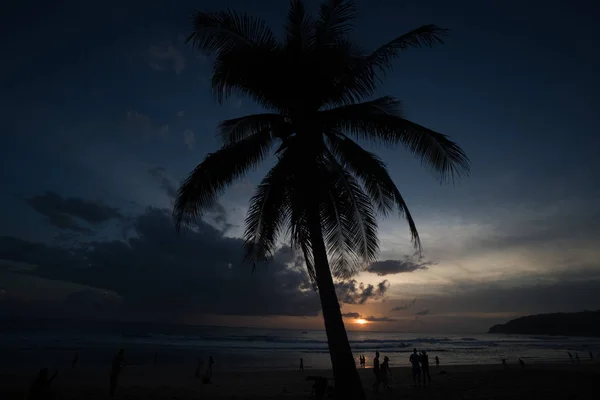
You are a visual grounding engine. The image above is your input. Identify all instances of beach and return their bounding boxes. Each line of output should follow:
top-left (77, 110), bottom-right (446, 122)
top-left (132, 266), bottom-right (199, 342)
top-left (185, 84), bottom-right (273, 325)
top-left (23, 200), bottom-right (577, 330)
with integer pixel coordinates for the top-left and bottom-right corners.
top-left (2, 363), bottom-right (599, 399)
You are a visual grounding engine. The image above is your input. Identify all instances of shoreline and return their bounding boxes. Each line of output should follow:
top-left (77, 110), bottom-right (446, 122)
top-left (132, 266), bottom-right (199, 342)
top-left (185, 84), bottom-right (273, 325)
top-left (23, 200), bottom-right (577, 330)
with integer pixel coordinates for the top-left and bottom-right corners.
top-left (2, 362), bottom-right (598, 399)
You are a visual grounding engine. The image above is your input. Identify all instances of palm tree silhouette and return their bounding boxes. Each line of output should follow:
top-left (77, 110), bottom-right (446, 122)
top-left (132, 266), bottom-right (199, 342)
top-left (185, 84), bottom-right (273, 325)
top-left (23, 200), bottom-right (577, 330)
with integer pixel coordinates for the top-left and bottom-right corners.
top-left (173, 1), bottom-right (469, 398)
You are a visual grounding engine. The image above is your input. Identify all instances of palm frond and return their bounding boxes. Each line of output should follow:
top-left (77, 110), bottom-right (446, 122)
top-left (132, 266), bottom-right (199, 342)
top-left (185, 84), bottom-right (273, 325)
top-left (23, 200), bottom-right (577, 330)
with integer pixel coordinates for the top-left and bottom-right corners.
top-left (315, 0), bottom-right (356, 46)
top-left (284, 0), bottom-right (315, 50)
top-left (321, 25), bottom-right (448, 107)
top-left (173, 130), bottom-right (274, 231)
top-left (319, 96), bottom-right (470, 182)
top-left (326, 133), bottom-right (421, 250)
top-left (243, 162), bottom-right (292, 267)
top-left (321, 151), bottom-right (379, 278)
top-left (367, 25), bottom-right (448, 74)
top-left (211, 47), bottom-right (285, 111)
top-left (218, 113), bottom-right (288, 144)
top-left (187, 9), bottom-right (278, 54)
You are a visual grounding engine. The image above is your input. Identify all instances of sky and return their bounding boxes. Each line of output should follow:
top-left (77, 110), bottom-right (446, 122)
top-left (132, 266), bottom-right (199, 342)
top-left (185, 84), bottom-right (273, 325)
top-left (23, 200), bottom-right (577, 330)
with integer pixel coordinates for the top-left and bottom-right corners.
top-left (0, 0), bottom-right (599, 333)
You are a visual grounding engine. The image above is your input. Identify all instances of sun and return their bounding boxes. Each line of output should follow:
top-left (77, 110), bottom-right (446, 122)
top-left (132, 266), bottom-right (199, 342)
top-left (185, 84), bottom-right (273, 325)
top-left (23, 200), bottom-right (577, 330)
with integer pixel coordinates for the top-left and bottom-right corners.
top-left (355, 318), bottom-right (368, 325)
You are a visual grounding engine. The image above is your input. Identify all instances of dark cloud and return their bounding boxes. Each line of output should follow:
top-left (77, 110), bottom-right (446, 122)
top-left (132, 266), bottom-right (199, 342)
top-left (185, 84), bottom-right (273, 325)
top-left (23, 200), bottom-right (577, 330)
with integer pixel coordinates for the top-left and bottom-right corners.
top-left (391, 298), bottom-right (417, 312)
top-left (335, 279), bottom-right (389, 305)
top-left (148, 167), bottom-right (178, 200)
top-left (365, 315), bottom-right (396, 322)
top-left (1, 195), bottom-right (389, 321)
top-left (26, 191), bottom-right (123, 232)
top-left (367, 257), bottom-right (434, 276)
top-left (415, 309), bottom-right (430, 316)
top-left (341, 312), bottom-right (361, 319)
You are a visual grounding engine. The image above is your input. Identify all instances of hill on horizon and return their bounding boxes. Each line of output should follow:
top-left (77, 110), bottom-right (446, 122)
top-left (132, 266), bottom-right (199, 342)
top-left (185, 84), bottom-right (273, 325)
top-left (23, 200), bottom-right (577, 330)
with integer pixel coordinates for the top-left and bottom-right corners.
top-left (489, 310), bottom-right (600, 337)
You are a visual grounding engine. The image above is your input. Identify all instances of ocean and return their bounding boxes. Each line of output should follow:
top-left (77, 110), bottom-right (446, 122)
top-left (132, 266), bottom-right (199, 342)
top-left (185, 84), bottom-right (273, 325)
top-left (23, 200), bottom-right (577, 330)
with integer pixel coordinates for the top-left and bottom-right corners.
top-left (1, 320), bottom-right (598, 372)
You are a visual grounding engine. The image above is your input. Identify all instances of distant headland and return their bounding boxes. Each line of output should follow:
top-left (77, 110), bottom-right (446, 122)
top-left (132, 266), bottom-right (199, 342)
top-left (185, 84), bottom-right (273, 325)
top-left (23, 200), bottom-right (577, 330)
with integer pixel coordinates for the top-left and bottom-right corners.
top-left (488, 310), bottom-right (600, 337)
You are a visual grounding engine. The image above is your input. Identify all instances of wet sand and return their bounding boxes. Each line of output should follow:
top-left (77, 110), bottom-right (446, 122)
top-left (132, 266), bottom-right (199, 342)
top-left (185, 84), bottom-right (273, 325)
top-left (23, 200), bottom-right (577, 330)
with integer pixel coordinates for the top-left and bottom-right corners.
top-left (2, 362), bottom-right (598, 399)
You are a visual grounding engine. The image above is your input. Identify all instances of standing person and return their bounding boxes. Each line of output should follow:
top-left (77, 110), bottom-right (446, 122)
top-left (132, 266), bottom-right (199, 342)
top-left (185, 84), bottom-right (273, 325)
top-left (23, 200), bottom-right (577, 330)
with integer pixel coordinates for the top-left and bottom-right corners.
top-left (380, 356), bottom-right (392, 392)
top-left (299, 357), bottom-right (304, 372)
top-left (207, 355), bottom-right (214, 377)
top-left (109, 349), bottom-right (125, 397)
top-left (72, 352), bottom-right (79, 369)
top-left (372, 351), bottom-right (381, 393)
top-left (420, 351), bottom-right (431, 387)
top-left (28, 368), bottom-right (58, 400)
top-left (590, 351), bottom-right (594, 361)
top-left (568, 352), bottom-right (573, 362)
top-left (409, 349), bottom-right (421, 388)
top-left (435, 356), bottom-right (440, 368)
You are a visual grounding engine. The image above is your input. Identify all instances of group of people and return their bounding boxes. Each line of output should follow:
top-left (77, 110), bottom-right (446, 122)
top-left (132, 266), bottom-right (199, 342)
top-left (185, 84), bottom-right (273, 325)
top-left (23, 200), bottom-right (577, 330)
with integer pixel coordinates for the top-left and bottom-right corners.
top-left (371, 351), bottom-right (392, 392)
top-left (369, 349), bottom-right (439, 392)
top-left (408, 349), bottom-right (435, 388)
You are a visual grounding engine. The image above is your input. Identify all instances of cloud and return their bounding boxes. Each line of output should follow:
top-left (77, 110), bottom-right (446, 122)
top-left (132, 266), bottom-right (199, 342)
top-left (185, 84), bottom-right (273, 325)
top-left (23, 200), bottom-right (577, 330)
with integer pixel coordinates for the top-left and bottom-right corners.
top-left (365, 315), bottom-right (396, 322)
top-left (415, 309), bottom-right (430, 316)
top-left (0, 207), bottom-right (320, 319)
top-left (148, 167), bottom-right (178, 200)
top-left (341, 312), bottom-right (361, 319)
top-left (391, 298), bottom-right (417, 312)
top-left (183, 129), bottom-right (195, 150)
top-left (335, 279), bottom-right (389, 304)
top-left (147, 44), bottom-right (185, 74)
top-left (367, 256), bottom-right (434, 276)
top-left (125, 110), bottom-right (169, 140)
top-left (2, 191), bottom-right (393, 322)
top-left (25, 191), bottom-right (123, 233)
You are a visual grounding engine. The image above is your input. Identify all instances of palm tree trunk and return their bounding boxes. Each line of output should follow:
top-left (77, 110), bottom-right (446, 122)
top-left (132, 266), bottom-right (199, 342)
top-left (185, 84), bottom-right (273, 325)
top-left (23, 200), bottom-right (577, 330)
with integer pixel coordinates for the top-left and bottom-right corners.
top-left (308, 208), bottom-right (366, 400)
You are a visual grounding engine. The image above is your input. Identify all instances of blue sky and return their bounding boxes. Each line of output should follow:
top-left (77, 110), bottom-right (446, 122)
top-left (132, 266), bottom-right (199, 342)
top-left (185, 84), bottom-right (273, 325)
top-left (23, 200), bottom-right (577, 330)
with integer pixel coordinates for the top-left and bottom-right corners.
top-left (0, 0), bottom-right (599, 332)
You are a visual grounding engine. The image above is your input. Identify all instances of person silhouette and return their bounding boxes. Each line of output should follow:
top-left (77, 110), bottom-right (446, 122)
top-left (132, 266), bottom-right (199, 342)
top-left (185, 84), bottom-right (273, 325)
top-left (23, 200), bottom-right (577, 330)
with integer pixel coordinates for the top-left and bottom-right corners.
top-left (109, 349), bottom-right (125, 397)
top-left (435, 355), bottom-right (440, 368)
top-left (72, 352), bottom-right (79, 369)
top-left (575, 353), bottom-right (580, 363)
top-left (28, 368), bottom-right (58, 400)
top-left (568, 352), bottom-right (573, 363)
top-left (372, 351), bottom-right (381, 393)
top-left (380, 356), bottom-right (392, 392)
top-left (519, 358), bottom-right (525, 368)
top-left (421, 351), bottom-right (432, 386)
top-left (502, 358), bottom-right (508, 368)
top-left (409, 349), bottom-right (421, 387)
top-left (590, 351), bottom-right (594, 361)
top-left (299, 357), bottom-right (304, 372)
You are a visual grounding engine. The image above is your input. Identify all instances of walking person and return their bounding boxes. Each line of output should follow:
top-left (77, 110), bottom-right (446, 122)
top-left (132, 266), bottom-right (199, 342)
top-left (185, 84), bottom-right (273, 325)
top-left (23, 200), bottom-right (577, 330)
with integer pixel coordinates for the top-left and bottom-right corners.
top-left (380, 356), bottom-right (392, 392)
top-left (372, 351), bottom-right (381, 393)
top-left (409, 349), bottom-right (421, 388)
top-left (421, 351), bottom-right (432, 386)
top-left (435, 355), bottom-right (440, 368)
top-left (109, 349), bottom-right (125, 397)
top-left (299, 357), bottom-right (304, 372)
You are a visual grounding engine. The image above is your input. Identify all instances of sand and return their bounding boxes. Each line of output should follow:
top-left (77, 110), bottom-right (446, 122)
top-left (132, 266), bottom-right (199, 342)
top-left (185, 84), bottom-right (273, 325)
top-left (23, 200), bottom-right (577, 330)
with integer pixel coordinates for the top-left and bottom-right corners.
top-left (2, 362), bottom-right (598, 399)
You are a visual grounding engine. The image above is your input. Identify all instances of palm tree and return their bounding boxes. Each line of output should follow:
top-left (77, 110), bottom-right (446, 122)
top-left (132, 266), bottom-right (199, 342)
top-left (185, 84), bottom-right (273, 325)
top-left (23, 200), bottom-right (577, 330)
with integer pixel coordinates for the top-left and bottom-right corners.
top-left (173, 1), bottom-right (469, 398)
